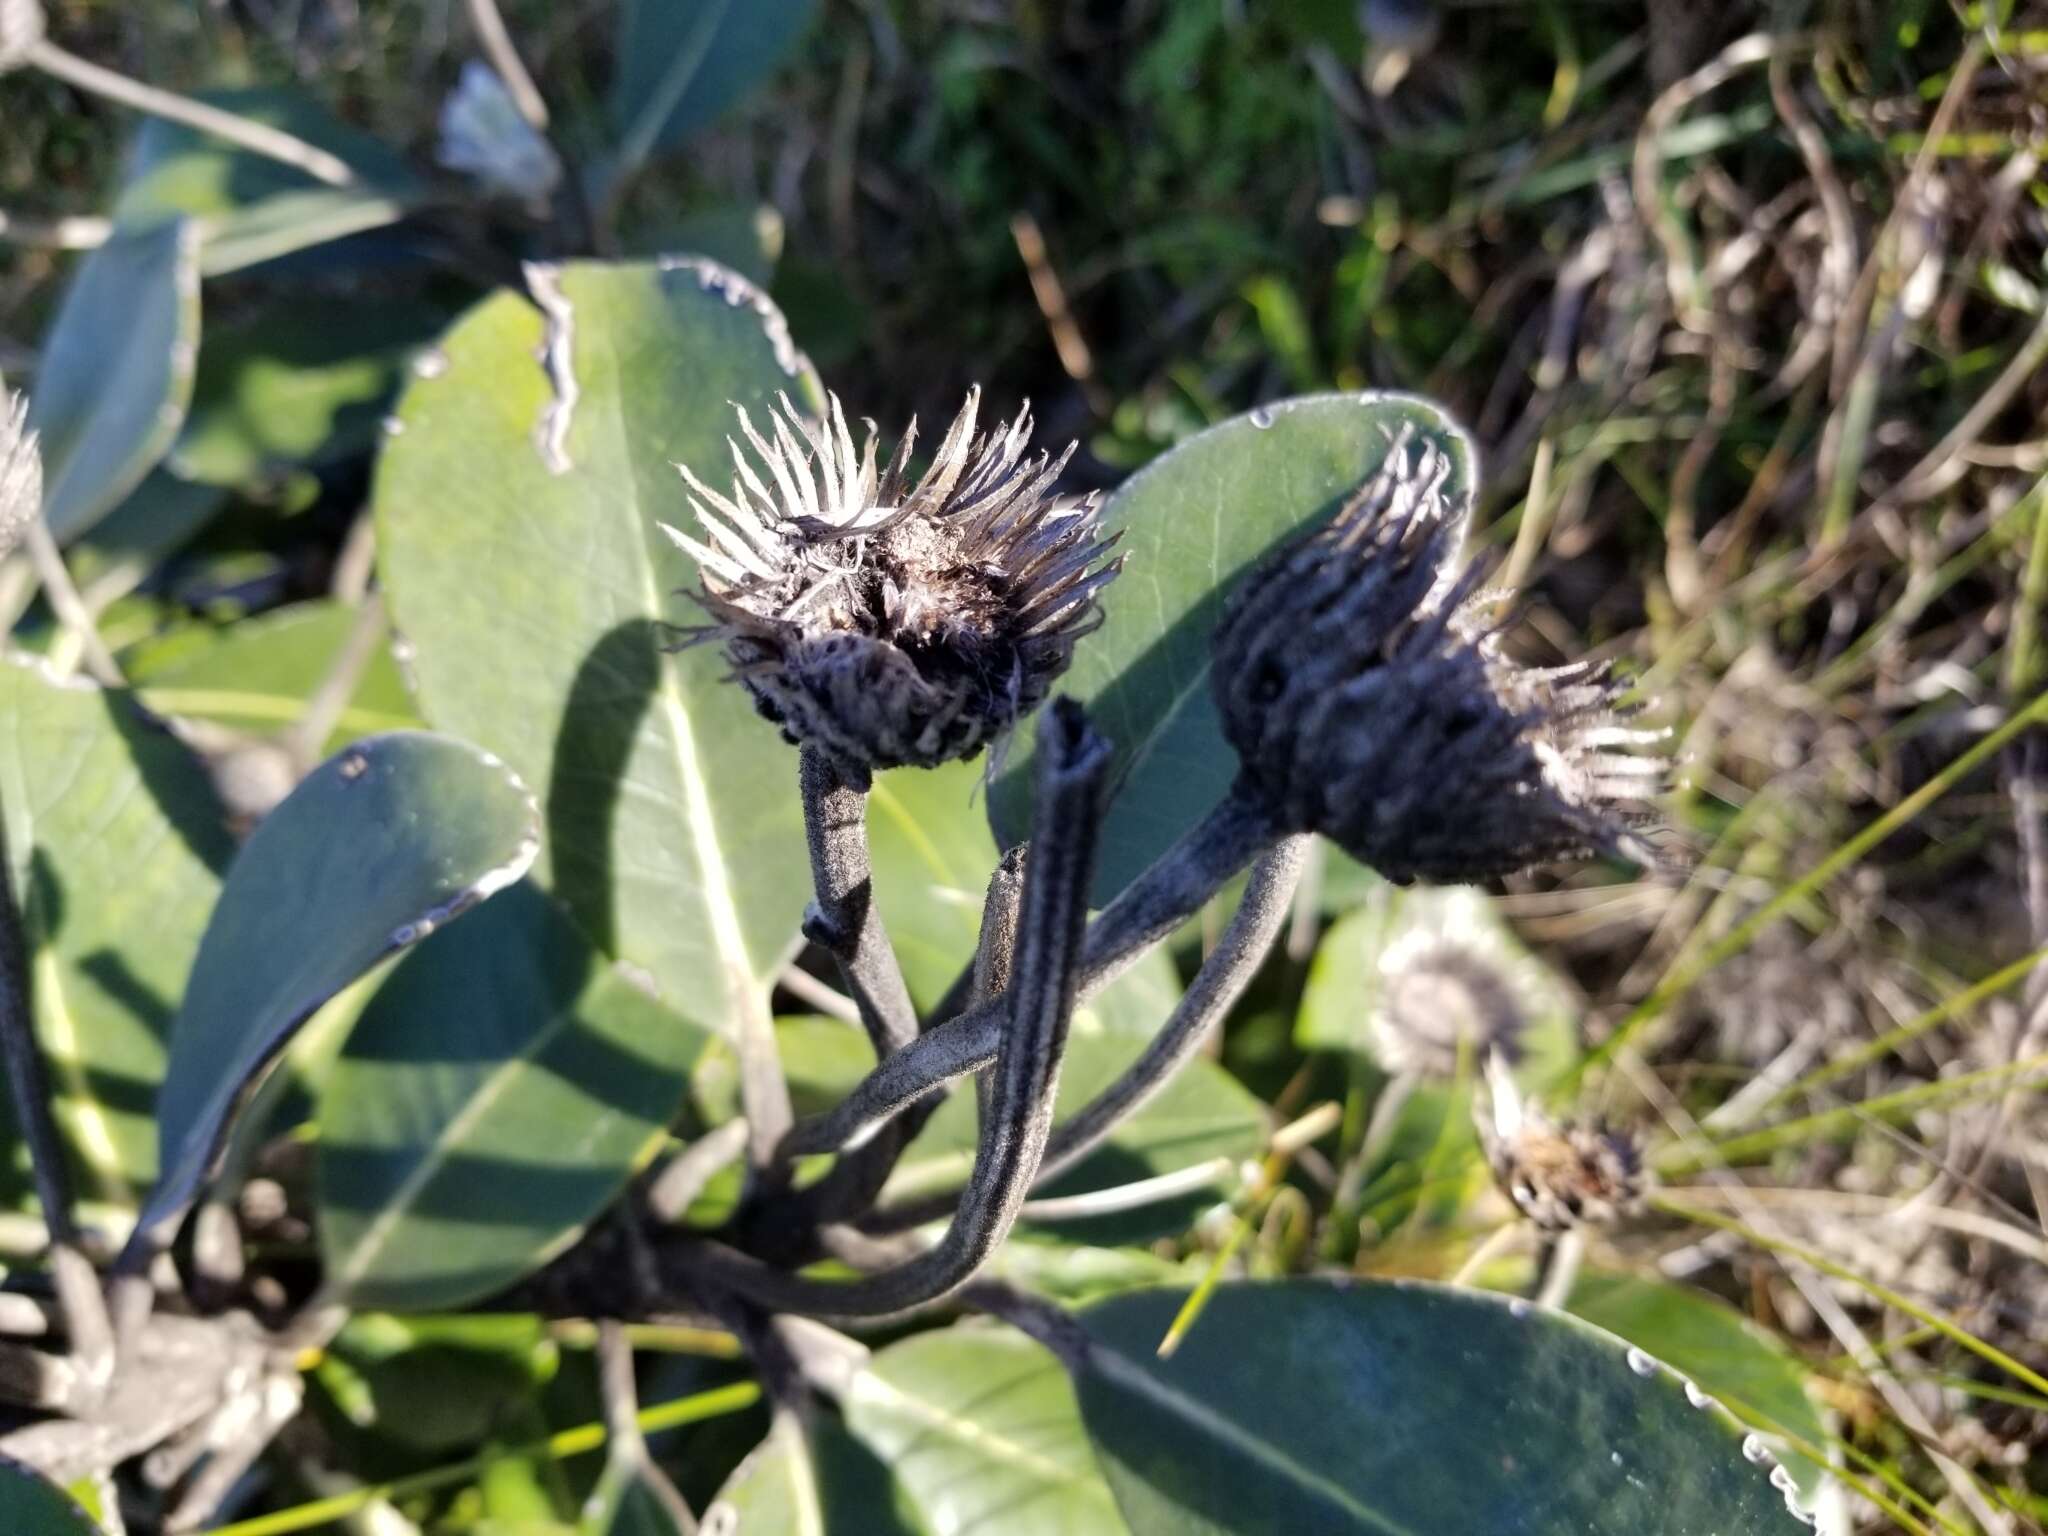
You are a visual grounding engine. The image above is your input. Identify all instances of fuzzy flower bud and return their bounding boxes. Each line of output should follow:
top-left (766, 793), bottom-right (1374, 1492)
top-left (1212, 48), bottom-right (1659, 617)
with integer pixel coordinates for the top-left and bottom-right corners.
top-left (666, 388), bottom-right (1121, 771)
top-left (1477, 1056), bottom-right (1646, 1232)
top-left (0, 390), bottom-right (40, 564)
top-left (1211, 428), bottom-right (1666, 884)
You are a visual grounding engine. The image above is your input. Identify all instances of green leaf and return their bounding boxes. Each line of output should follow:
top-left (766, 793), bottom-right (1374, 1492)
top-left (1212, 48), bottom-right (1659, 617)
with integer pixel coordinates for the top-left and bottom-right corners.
top-left (840, 1324), bottom-right (1127, 1534)
top-left (611, 0), bottom-right (820, 159)
top-left (126, 599), bottom-right (421, 755)
top-left (702, 1417), bottom-right (821, 1535)
top-left (165, 301), bottom-right (445, 491)
top-left (866, 759), bottom-right (997, 1013)
top-left (374, 260), bottom-right (814, 1029)
top-left (29, 221), bottom-right (202, 544)
top-left (317, 883), bottom-right (712, 1310)
top-left (0, 1457), bottom-right (99, 1535)
top-left (0, 654), bottom-right (230, 1207)
top-left (1566, 1272), bottom-right (1829, 1503)
top-left (323, 1312), bottom-right (556, 1451)
top-left (63, 470), bottom-right (229, 616)
top-left (113, 87), bottom-right (421, 276)
top-left (990, 394), bottom-right (1476, 905)
top-left (138, 731), bottom-right (540, 1249)
top-left (1074, 1280), bottom-right (1809, 1534)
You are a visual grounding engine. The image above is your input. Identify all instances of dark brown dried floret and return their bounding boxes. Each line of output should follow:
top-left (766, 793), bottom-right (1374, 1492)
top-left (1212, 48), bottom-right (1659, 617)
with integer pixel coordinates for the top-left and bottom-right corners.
top-left (1211, 429), bottom-right (1666, 884)
top-left (1478, 1058), bottom-right (1647, 1232)
top-left (665, 389), bottom-right (1122, 771)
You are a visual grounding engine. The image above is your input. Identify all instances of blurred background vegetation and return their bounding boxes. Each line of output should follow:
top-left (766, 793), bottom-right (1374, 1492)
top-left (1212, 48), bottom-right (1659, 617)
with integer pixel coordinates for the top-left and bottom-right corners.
top-left (5, 1), bottom-right (2048, 1531)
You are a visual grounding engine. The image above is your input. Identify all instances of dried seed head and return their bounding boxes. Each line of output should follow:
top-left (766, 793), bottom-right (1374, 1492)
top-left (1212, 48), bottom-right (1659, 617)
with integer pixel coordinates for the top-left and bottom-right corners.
top-left (1477, 1056), bottom-right (1646, 1232)
top-left (665, 389), bottom-right (1121, 771)
top-left (0, 390), bottom-right (41, 564)
top-left (0, 0), bottom-right (45, 71)
top-left (1369, 927), bottom-right (1531, 1080)
top-left (1211, 429), bottom-right (1667, 884)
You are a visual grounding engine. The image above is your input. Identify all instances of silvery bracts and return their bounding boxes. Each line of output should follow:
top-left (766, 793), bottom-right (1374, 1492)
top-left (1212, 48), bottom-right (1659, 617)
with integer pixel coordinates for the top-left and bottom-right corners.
top-left (776, 778), bottom-right (1280, 1161)
top-left (685, 700), bottom-right (1107, 1320)
top-left (798, 746), bottom-right (917, 1056)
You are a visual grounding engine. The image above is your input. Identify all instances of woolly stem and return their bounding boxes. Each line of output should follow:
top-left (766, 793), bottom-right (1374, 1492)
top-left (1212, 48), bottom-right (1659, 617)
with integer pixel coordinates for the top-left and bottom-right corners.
top-left (686, 703), bottom-right (1107, 1319)
top-left (798, 748), bottom-right (918, 1056)
top-left (777, 779), bottom-right (1278, 1160)
top-left (870, 834), bottom-right (1309, 1232)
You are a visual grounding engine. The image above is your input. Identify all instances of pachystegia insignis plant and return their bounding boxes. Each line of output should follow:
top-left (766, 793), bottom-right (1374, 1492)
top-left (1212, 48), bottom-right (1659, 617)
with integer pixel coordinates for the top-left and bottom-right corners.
top-left (0, 247), bottom-right (1829, 1532)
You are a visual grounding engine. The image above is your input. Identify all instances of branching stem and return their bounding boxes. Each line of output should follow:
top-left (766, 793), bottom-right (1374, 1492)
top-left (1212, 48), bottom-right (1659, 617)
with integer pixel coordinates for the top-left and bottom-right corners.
top-left (778, 779), bottom-right (1278, 1160)
top-left (871, 834), bottom-right (1309, 1231)
top-left (687, 703), bottom-right (1108, 1319)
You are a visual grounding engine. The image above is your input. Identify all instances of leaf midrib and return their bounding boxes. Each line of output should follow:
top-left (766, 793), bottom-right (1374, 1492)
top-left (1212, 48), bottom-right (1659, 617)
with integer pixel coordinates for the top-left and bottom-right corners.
top-left (586, 271), bottom-right (764, 1025)
top-left (1086, 1344), bottom-right (1413, 1535)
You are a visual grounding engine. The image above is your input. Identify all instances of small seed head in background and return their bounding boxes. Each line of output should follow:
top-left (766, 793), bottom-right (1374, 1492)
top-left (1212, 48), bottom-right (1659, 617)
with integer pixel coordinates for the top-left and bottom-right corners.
top-left (1369, 925), bottom-right (1531, 1080)
top-left (666, 388), bottom-right (1122, 772)
top-left (1477, 1056), bottom-right (1646, 1232)
top-left (1211, 428), bottom-right (1668, 884)
top-left (0, 390), bottom-right (41, 563)
top-left (0, 0), bottom-right (45, 72)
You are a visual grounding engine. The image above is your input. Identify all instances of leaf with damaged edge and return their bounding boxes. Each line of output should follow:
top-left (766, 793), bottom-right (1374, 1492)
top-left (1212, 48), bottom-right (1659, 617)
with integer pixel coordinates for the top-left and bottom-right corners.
top-left (840, 1324), bottom-right (1127, 1535)
top-left (317, 883), bottom-right (712, 1311)
top-left (989, 394), bottom-right (1476, 906)
top-left (0, 655), bottom-right (229, 1206)
top-left (374, 260), bottom-right (814, 1032)
top-left (134, 731), bottom-right (539, 1254)
top-left (1074, 1280), bottom-right (1809, 1534)
top-left (30, 221), bottom-right (202, 544)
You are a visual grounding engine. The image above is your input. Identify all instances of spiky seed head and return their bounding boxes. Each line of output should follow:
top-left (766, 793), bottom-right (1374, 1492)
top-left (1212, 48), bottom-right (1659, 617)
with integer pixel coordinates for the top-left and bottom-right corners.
top-left (1210, 428), bottom-right (1667, 884)
top-left (0, 390), bottom-right (41, 564)
top-left (1477, 1056), bottom-right (1646, 1232)
top-left (665, 388), bottom-right (1122, 772)
top-left (1368, 926), bottom-right (1531, 1080)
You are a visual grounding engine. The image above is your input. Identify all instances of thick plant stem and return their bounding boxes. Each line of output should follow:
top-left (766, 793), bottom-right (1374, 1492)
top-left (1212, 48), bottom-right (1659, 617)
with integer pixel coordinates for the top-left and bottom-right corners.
top-left (733, 980), bottom-right (791, 1174)
top-left (1035, 833), bottom-right (1306, 1182)
top-left (769, 847), bottom-right (1028, 1251)
top-left (687, 702), bottom-right (1108, 1320)
top-left (778, 780), bottom-right (1279, 1160)
top-left (798, 748), bottom-right (917, 1056)
top-left (1076, 776), bottom-right (1280, 993)
top-left (873, 834), bottom-right (1310, 1231)
top-left (880, 835), bottom-right (1307, 1229)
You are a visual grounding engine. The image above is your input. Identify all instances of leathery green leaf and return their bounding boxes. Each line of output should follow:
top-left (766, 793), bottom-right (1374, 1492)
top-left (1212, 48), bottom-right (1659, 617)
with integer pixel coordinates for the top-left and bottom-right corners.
top-left (1074, 1280), bottom-right (1811, 1534)
top-left (989, 394), bottom-right (1475, 906)
top-left (374, 259), bottom-right (814, 1035)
